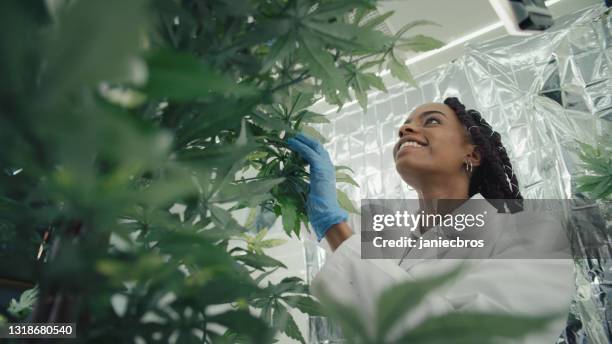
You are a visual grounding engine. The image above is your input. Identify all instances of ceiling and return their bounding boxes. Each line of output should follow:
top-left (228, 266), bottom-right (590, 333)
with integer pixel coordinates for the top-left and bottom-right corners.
top-left (378, 0), bottom-right (601, 76)
top-left (312, 0), bottom-right (601, 112)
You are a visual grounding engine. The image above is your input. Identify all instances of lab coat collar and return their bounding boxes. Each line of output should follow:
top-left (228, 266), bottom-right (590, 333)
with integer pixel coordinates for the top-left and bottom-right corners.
top-left (396, 192), bottom-right (503, 269)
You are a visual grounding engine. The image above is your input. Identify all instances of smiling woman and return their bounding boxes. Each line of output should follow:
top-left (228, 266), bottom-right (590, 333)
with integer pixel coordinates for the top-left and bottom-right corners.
top-left (286, 97), bottom-right (574, 343)
top-left (393, 97), bottom-right (523, 213)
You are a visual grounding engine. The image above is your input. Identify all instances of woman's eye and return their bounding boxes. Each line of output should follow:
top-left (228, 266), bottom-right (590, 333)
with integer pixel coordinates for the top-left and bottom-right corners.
top-left (425, 117), bottom-right (440, 125)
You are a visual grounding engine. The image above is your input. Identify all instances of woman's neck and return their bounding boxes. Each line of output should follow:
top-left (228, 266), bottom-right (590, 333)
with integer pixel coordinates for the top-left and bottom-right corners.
top-left (417, 174), bottom-right (470, 201)
top-left (415, 175), bottom-right (471, 219)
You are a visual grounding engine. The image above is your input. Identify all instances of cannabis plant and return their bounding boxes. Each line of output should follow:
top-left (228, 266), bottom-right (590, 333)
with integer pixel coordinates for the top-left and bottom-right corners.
top-left (0, 0), bottom-right (445, 342)
top-left (574, 139), bottom-right (612, 200)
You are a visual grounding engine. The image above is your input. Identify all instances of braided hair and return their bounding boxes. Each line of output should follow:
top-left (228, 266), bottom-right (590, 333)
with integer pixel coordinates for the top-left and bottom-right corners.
top-left (443, 97), bottom-right (524, 213)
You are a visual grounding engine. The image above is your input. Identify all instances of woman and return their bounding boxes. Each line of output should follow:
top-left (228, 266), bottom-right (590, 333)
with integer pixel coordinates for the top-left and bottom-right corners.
top-left (287, 97), bottom-right (574, 343)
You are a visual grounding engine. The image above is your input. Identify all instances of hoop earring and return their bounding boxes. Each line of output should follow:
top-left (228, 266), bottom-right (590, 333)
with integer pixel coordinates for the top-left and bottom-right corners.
top-left (464, 160), bottom-right (473, 173)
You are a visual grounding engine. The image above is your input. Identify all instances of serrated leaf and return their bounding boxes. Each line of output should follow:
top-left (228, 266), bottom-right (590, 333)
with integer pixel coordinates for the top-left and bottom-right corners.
top-left (42, 0), bottom-right (147, 103)
top-left (591, 176), bottom-right (612, 199)
top-left (213, 178), bottom-right (285, 203)
top-left (376, 265), bottom-right (465, 338)
top-left (209, 310), bottom-right (271, 344)
top-left (388, 54), bottom-right (416, 87)
top-left (235, 252), bottom-right (286, 270)
top-left (397, 34), bottom-right (444, 52)
top-left (254, 267), bottom-right (280, 285)
top-left (283, 311), bottom-right (305, 344)
top-left (361, 72), bottom-right (387, 92)
top-left (308, 0), bottom-right (374, 21)
top-left (575, 175), bottom-right (607, 186)
top-left (336, 172), bottom-right (359, 187)
top-left (301, 125), bottom-right (327, 144)
top-left (305, 21), bottom-right (389, 52)
top-left (286, 91), bottom-right (316, 117)
top-left (259, 238), bottom-right (286, 249)
top-left (298, 31), bottom-right (347, 96)
top-left (337, 188), bottom-right (358, 214)
top-left (315, 285), bottom-right (370, 341)
top-left (7, 285), bottom-right (38, 319)
top-left (397, 312), bottom-right (555, 343)
top-left (353, 73), bottom-right (368, 110)
top-left (210, 205), bottom-right (248, 234)
top-left (394, 20), bottom-right (440, 38)
top-left (144, 49), bottom-right (254, 100)
top-left (299, 111), bottom-right (331, 124)
top-left (353, 7), bottom-right (369, 25)
top-left (362, 10), bottom-right (394, 30)
top-left (284, 295), bottom-right (324, 317)
top-left (335, 165), bottom-right (355, 173)
top-left (281, 200), bottom-right (298, 237)
top-left (358, 59), bottom-right (384, 72)
top-left (261, 32), bottom-right (296, 72)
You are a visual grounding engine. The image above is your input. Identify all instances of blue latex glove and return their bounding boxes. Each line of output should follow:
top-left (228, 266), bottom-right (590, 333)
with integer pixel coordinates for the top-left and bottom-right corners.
top-left (287, 133), bottom-right (349, 242)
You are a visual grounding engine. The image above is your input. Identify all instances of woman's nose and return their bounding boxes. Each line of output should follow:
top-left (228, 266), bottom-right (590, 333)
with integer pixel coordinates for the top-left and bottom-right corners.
top-left (398, 123), bottom-right (416, 138)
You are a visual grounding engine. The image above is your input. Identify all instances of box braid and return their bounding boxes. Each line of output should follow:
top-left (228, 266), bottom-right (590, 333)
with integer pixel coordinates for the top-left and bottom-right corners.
top-left (444, 97), bottom-right (524, 213)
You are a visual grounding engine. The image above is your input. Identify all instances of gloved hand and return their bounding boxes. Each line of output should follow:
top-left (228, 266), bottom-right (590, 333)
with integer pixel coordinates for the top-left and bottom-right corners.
top-left (287, 133), bottom-right (349, 242)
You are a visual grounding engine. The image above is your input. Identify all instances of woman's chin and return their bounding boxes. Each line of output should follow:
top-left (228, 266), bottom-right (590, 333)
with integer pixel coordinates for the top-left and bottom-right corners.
top-left (395, 162), bottom-right (426, 184)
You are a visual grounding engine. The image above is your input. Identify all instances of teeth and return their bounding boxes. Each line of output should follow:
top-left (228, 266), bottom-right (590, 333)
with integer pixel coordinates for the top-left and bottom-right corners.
top-left (400, 140), bottom-right (425, 150)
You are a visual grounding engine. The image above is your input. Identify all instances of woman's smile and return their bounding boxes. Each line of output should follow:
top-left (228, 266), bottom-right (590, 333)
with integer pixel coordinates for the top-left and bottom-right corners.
top-left (396, 142), bottom-right (427, 158)
top-left (394, 137), bottom-right (429, 160)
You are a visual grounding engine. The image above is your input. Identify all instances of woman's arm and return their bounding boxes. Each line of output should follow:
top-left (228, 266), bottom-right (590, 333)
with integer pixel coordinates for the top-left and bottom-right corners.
top-left (325, 222), bottom-right (353, 251)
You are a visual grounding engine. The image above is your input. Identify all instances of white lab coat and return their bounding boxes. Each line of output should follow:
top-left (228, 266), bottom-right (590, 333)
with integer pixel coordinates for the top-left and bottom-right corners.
top-left (310, 193), bottom-right (575, 343)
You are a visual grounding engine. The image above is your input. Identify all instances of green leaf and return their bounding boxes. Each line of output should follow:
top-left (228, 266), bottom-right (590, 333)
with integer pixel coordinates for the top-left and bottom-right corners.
top-left (271, 277), bottom-right (309, 295)
top-left (361, 10), bottom-right (394, 30)
top-left (575, 140), bottom-right (610, 175)
top-left (283, 310), bottom-right (306, 344)
top-left (41, 0), bottom-right (147, 104)
top-left (359, 59), bottom-right (384, 72)
top-left (281, 200), bottom-right (298, 237)
top-left (353, 73), bottom-right (368, 110)
top-left (144, 50), bottom-right (254, 101)
top-left (397, 34), bottom-right (445, 52)
top-left (388, 54), bottom-right (416, 87)
top-left (575, 174), bottom-right (607, 187)
top-left (210, 205), bottom-right (248, 234)
top-left (250, 110), bottom-right (294, 133)
top-left (394, 20), bottom-right (440, 38)
top-left (361, 73), bottom-right (388, 92)
top-left (209, 310), bottom-right (272, 344)
top-left (213, 178), bottom-right (285, 203)
top-left (315, 285), bottom-right (371, 341)
top-left (376, 265), bottom-right (465, 338)
top-left (298, 31), bottom-right (348, 99)
top-left (335, 165), bottom-right (355, 173)
top-left (301, 125), bottom-right (327, 144)
top-left (299, 111), bottom-right (331, 125)
top-left (591, 176), bottom-right (612, 199)
top-left (235, 252), bottom-right (287, 270)
top-left (253, 267), bottom-right (280, 285)
top-left (8, 285), bottom-right (38, 319)
top-left (397, 312), bottom-right (556, 344)
top-left (337, 188), bottom-right (358, 214)
top-left (336, 172), bottom-right (359, 187)
top-left (352, 7), bottom-right (370, 25)
top-left (272, 303), bottom-right (306, 344)
top-left (284, 296), bottom-right (325, 317)
top-left (305, 21), bottom-right (389, 52)
top-left (286, 91), bottom-right (316, 117)
top-left (261, 32), bottom-right (296, 72)
top-left (308, 0), bottom-right (374, 21)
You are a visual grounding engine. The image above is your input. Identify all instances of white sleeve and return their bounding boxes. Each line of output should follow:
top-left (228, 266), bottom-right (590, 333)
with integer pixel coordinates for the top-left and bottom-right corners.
top-left (310, 233), bottom-right (575, 343)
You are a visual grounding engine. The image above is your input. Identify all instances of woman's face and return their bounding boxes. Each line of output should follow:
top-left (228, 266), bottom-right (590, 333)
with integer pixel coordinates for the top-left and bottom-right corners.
top-left (393, 103), bottom-right (477, 187)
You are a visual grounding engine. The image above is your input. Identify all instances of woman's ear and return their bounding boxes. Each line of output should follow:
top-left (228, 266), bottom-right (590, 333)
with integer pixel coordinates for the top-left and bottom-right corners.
top-left (467, 145), bottom-right (482, 167)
